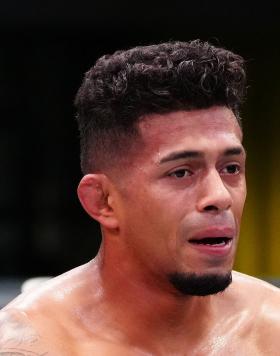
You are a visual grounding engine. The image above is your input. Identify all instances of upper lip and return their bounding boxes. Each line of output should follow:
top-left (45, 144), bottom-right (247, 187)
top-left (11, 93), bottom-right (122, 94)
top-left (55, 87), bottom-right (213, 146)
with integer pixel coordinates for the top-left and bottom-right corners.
top-left (189, 227), bottom-right (235, 241)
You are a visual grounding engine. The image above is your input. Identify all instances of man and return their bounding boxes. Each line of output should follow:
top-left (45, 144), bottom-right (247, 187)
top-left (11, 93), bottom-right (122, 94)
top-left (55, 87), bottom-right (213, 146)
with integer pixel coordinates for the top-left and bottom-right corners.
top-left (1, 40), bottom-right (280, 355)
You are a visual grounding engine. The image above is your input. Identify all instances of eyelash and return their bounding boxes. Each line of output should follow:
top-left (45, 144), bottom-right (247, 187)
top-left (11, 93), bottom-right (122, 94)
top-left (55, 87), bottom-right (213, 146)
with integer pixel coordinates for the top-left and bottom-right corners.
top-left (220, 164), bottom-right (241, 175)
top-left (168, 164), bottom-right (241, 179)
top-left (168, 168), bottom-right (192, 179)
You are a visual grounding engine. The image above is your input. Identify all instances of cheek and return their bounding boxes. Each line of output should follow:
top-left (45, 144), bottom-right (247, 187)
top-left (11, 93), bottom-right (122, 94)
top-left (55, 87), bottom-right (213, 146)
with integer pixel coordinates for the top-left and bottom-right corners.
top-left (236, 182), bottom-right (247, 209)
top-left (120, 189), bottom-right (180, 246)
top-left (118, 176), bottom-right (196, 246)
top-left (231, 184), bottom-right (247, 227)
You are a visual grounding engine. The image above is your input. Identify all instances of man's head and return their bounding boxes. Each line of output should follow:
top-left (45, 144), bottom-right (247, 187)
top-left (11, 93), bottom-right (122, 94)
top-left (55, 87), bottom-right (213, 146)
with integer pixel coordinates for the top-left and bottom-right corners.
top-left (75, 40), bottom-right (246, 174)
top-left (75, 40), bottom-right (247, 297)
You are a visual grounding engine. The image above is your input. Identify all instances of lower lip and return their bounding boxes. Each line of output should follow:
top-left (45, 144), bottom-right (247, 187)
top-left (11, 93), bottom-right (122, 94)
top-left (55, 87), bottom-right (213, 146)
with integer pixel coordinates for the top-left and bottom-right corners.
top-left (188, 239), bottom-right (233, 256)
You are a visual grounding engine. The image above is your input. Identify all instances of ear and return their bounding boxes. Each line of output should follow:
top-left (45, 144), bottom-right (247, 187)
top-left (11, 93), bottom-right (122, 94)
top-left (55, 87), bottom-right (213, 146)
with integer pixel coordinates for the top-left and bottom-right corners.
top-left (77, 174), bottom-right (119, 230)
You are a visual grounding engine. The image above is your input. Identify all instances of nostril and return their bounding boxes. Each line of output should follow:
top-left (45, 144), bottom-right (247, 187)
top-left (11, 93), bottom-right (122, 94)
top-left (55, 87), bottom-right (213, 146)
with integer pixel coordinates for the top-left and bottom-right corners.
top-left (204, 205), bottom-right (218, 211)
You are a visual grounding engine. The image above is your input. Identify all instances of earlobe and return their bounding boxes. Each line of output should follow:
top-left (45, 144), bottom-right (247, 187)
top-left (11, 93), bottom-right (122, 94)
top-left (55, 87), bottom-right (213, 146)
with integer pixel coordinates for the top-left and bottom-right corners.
top-left (77, 174), bottom-right (119, 230)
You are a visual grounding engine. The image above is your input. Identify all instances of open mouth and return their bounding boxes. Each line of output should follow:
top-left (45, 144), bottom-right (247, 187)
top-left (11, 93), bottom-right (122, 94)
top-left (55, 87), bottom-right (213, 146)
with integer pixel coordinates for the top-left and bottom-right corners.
top-left (189, 237), bottom-right (232, 246)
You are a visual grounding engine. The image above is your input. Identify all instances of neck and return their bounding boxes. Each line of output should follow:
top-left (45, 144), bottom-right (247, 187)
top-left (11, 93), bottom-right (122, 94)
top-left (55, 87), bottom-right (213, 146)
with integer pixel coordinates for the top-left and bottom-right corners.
top-left (90, 237), bottom-right (219, 348)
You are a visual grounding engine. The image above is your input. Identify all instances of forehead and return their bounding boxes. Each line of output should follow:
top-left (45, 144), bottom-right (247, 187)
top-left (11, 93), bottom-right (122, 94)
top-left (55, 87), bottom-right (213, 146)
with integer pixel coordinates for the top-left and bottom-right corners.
top-left (138, 107), bottom-right (242, 159)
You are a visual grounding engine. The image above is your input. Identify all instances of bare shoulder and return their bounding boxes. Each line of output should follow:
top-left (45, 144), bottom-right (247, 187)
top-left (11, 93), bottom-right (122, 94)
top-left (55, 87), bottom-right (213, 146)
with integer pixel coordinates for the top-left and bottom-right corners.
top-left (232, 271), bottom-right (280, 352)
top-left (0, 262), bottom-right (98, 355)
top-left (232, 270), bottom-right (280, 313)
top-left (232, 270), bottom-right (280, 301)
top-left (0, 307), bottom-right (135, 356)
top-left (233, 270), bottom-right (279, 289)
top-left (0, 307), bottom-right (48, 355)
top-left (5, 262), bottom-right (93, 314)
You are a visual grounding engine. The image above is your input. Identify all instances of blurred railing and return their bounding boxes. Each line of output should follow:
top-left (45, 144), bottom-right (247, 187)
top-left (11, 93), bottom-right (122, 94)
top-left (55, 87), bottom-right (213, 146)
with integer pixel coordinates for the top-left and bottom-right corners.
top-left (0, 278), bottom-right (25, 308)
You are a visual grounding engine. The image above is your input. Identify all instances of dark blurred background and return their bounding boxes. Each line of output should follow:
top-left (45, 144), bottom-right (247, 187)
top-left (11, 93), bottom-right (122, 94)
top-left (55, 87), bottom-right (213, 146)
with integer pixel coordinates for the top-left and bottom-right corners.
top-left (0, 1), bottom-right (280, 287)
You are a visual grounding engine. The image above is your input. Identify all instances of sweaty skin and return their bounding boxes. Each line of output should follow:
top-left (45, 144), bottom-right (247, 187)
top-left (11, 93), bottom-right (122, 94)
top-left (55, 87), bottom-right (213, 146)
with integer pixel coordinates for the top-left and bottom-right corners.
top-left (1, 107), bottom-right (280, 355)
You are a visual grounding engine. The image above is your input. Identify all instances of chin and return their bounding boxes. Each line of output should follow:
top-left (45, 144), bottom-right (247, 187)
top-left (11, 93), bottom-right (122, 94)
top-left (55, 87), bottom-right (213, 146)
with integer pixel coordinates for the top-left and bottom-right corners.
top-left (168, 270), bottom-right (232, 297)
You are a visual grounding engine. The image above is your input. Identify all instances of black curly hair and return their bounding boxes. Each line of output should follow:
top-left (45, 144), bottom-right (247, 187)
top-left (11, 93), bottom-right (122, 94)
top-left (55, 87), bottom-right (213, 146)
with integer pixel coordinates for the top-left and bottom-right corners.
top-left (75, 40), bottom-right (246, 174)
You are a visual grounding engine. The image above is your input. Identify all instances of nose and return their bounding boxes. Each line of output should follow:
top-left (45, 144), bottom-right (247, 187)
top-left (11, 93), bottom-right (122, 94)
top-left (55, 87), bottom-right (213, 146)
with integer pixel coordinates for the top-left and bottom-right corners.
top-left (196, 170), bottom-right (233, 213)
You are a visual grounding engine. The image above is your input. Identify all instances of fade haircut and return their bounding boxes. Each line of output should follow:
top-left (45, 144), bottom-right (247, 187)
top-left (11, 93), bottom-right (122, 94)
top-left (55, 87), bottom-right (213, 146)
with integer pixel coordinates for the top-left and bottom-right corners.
top-left (75, 40), bottom-right (246, 174)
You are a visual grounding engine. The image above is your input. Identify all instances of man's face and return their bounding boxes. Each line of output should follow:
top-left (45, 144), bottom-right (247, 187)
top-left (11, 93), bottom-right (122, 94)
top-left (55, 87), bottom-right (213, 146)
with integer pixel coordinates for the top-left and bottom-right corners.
top-left (111, 107), bottom-right (246, 292)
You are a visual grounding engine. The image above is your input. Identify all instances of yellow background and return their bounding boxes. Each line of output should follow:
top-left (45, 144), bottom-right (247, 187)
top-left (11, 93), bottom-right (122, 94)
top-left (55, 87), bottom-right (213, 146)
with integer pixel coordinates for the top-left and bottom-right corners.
top-left (235, 62), bottom-right (280, 277)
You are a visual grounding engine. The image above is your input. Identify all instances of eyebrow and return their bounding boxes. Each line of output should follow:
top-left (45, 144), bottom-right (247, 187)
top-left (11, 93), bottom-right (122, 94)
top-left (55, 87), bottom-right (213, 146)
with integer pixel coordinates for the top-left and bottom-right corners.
top-left (159, 146), bottom-right (245, 164)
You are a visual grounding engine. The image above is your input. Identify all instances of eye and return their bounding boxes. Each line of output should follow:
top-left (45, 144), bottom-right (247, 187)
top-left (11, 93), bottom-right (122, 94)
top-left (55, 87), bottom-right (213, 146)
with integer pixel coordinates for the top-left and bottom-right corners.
top-left (169, 168), bottom-right (192, 178)
top-left (221, 164), bottom-right (240, 175)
